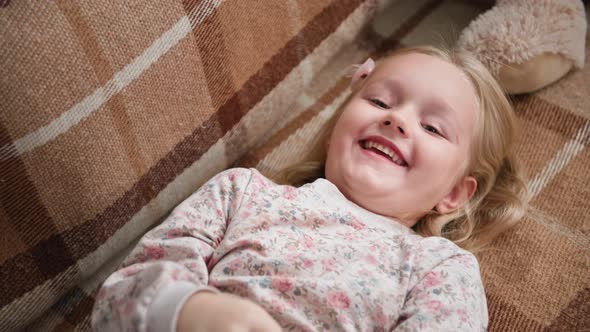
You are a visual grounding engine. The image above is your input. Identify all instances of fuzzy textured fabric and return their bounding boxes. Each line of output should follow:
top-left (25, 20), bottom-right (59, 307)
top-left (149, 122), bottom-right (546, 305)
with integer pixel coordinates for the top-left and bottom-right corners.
top-left (457, 0), bottom-right (587, 75)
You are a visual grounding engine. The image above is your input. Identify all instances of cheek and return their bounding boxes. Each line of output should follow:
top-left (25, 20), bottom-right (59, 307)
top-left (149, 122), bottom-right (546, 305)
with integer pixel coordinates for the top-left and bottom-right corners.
top-left (338, 101), bottom-right (373, 125)
top-left (331, 115), bottom-right (362, 142)
top-left (415, 140), bottom-right (462, 172)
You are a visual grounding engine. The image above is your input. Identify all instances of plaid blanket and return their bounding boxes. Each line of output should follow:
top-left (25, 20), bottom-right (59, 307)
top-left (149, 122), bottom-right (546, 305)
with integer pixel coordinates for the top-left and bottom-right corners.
top-left (1, 0), bottom-right (588, 331)
top-left (0, 0), bottom-right (388, 330)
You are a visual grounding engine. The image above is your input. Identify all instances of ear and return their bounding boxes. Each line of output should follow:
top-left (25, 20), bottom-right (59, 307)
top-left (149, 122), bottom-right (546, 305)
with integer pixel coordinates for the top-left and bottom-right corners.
top-left (435, 176), bottom-right (477, 214)
top-left (351, 58), bottom-right (375, 90)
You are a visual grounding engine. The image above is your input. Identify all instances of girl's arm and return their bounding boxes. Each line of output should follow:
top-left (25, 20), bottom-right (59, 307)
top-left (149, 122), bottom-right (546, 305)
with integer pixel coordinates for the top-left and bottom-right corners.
top-left (91, 168), bottom-right (253, 332)
top-left (394, 253), bottom-right (488, 332)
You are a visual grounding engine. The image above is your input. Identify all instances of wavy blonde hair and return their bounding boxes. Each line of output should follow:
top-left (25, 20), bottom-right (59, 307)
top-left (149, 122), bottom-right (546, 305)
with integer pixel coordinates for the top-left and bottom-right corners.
top-left (271, 45), bottom-right (529, 254)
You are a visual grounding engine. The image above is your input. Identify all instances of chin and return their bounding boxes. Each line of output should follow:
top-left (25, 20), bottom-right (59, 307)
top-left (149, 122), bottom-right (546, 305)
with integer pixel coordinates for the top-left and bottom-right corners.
top-left (342, 173), bottom-right (387, 197)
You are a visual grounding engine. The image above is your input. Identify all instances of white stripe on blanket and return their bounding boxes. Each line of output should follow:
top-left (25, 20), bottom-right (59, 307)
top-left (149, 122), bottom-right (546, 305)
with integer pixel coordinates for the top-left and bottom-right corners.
top-left (0, 0), bottom-right (223, 161)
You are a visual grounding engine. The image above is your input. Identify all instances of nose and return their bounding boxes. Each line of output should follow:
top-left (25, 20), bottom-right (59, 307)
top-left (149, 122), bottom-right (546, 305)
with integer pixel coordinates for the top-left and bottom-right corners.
top-left (382, 118), bottom-right (408, 138)
top-left (381, 104), bottom-right (412, 137)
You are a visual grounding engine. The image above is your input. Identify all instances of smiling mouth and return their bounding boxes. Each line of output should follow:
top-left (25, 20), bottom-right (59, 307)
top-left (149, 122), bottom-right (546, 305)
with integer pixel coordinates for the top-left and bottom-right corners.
top-left (359, 140), bottom-right (408, 167)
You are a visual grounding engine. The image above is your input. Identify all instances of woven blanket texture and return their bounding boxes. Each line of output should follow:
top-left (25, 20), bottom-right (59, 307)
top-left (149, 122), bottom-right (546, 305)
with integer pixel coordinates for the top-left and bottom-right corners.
top-left (1, 0), bottom-right (588, 331)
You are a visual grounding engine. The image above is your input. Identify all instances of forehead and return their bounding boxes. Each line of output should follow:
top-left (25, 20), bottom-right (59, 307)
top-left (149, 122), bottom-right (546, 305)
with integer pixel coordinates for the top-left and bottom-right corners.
top-left (372, 53), bottom-right (475, 94)
top-left (372, 53), bottom-right (478, 119)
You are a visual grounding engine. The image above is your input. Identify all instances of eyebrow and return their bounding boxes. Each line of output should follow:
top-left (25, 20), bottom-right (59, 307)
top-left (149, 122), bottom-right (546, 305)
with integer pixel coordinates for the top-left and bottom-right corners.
top-left (367, 78), bottom-right (403, 96)
top-left (428, 100), bottom-right (460, 141)
top-left (427, 98), bottom-right (457, 119)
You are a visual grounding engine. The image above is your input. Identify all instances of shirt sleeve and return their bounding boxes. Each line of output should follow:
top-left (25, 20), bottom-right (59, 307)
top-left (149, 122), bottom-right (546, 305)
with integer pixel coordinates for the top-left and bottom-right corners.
top-left (91, 168), bottom-right (253, 332)
top-left (393, 253), bottom-right (488, 332)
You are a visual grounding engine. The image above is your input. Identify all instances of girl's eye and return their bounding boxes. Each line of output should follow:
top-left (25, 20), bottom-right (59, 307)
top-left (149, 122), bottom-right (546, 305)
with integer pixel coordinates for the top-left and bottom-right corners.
top-left (369, 98), bottom-right (389, 109)
top-left (422, 124), bottom-right (443, 136)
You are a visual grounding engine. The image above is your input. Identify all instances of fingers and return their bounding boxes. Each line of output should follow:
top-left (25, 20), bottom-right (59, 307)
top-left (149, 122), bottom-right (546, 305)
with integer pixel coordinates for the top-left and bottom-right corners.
top-left (183, 292), bottom-right (283, 332)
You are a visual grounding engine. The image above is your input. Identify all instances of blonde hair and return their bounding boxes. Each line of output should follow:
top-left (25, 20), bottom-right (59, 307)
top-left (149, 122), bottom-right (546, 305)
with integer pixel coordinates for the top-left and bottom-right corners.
top-left (271, 45), bottom-right (528, 254)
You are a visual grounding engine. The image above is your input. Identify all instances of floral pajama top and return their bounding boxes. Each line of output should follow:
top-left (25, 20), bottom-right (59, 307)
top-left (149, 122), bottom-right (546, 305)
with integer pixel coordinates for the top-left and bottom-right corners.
top-left (92, 168), bottom-right (488, 332)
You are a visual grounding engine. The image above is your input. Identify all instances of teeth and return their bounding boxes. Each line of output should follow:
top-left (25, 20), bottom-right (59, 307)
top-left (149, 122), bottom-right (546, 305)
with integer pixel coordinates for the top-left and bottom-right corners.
top-left (363, 140), bottom-right (405, 166)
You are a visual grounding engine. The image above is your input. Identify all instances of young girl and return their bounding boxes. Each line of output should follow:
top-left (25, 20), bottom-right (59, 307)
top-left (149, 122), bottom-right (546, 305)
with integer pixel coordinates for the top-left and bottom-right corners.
top-left (92, 45), bottom-right (528, 332)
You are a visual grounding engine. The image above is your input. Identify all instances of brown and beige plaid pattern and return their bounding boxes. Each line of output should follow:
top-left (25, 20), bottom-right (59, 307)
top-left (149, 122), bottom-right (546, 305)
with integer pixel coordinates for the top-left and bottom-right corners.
top-left (1, 0), bottom-right (588, 331)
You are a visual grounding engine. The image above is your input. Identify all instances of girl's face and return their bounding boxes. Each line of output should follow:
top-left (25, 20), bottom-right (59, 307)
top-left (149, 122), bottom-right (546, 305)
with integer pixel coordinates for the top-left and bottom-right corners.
top-left (325, 53), bottom-right (479, 227)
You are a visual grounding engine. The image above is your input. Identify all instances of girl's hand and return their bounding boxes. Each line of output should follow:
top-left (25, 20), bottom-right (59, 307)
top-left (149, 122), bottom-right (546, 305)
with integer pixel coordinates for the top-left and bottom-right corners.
top-left (177, 292), bottom-right (282, 332)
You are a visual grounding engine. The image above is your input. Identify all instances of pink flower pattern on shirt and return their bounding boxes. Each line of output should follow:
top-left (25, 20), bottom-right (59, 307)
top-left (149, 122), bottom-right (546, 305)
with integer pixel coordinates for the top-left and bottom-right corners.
top-left (92, 168), bottom-right (488, 332)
